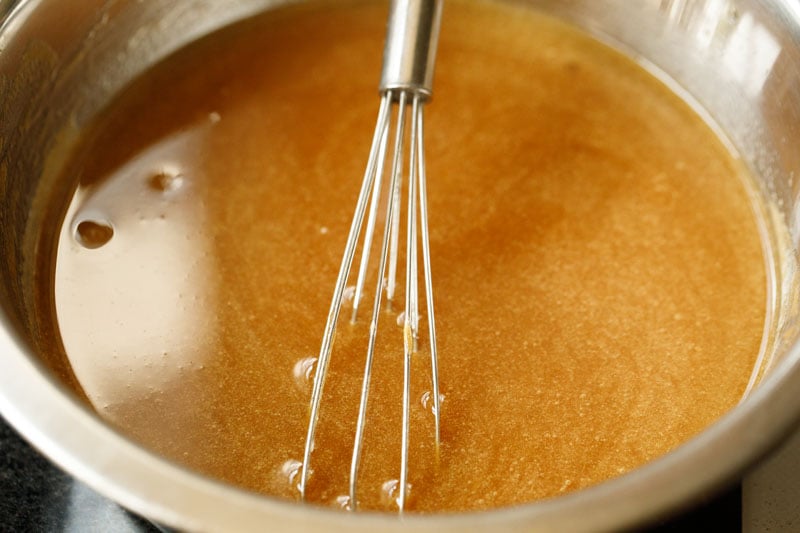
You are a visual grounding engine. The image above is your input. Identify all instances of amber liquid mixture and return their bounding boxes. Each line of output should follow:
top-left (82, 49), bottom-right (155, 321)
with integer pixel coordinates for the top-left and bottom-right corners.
top-left (54, 0), bottom-right (767, 513)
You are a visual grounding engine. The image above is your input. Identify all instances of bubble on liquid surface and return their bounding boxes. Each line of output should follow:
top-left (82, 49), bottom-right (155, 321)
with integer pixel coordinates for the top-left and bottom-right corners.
top-left (280, 459), bottom-right (310, 493)
top-left (334, 495), bottom-right (352, 511)
top-left (74, 219), bottom-right (114, 249)
top-left (380, 479), bottom-right (412, 510)
top-left (420, 390), bottom-right (445, 415)
top-left (397, 310), bottom-right (422, 328)
top-left (148, 169), bottom-right (184, 193)
top-left (342, 285), bottom-right (356, 304)
top-left (292, 357), bottom-right (317, 391)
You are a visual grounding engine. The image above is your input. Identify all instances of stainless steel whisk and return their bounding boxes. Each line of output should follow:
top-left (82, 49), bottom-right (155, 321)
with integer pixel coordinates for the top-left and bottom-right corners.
top-left (299, 0), bottom-right (444, 512)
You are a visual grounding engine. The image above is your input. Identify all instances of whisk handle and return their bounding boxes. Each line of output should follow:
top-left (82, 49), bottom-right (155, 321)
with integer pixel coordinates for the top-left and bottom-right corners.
top-left (380, 0), bottom-right (443, 100)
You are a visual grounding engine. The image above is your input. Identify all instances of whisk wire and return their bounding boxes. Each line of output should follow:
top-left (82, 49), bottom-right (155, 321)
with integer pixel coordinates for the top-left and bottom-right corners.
top-left (416, 105), bottom-right (442, 452)
top-left (399, 93), bottom-right (422, 512)
top-left (349, 90), bottom-right (409, 510)
top-left (349, 92), bottom-right (438, 512)
top-left (299, 94), bottom-right (393, 499)
top-left (408, 97), bottom-right (421, 351)
top-left (387, 112), bottom-right (405, 309)
top-left (351, 104), bottom-right (392, 323)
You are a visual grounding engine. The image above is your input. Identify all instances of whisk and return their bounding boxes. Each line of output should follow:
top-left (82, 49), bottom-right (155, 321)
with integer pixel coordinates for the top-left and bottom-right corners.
top-left (298, 0), bottom-right (444, 512)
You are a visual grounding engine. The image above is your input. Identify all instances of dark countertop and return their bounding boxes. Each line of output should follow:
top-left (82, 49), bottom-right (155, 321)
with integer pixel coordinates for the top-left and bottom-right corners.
top-left (0, 415), bottom-right (740, 532)
top-left (0, 417), bottom-right (159, 533)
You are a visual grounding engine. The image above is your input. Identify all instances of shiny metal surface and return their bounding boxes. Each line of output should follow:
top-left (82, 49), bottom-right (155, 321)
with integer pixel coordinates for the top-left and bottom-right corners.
top-left (379, 0), bottom-right (443, 98)
top-left (1, 0), bottom-right (800, 531)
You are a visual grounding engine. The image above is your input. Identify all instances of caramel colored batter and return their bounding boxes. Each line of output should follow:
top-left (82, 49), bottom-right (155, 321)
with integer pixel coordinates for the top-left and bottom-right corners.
top-left (53, 0), bottom-right (767, 513)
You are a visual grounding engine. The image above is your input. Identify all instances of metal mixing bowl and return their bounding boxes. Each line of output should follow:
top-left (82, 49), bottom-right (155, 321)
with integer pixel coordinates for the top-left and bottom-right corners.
top-left (2, 0), bottom-right (800, 531)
